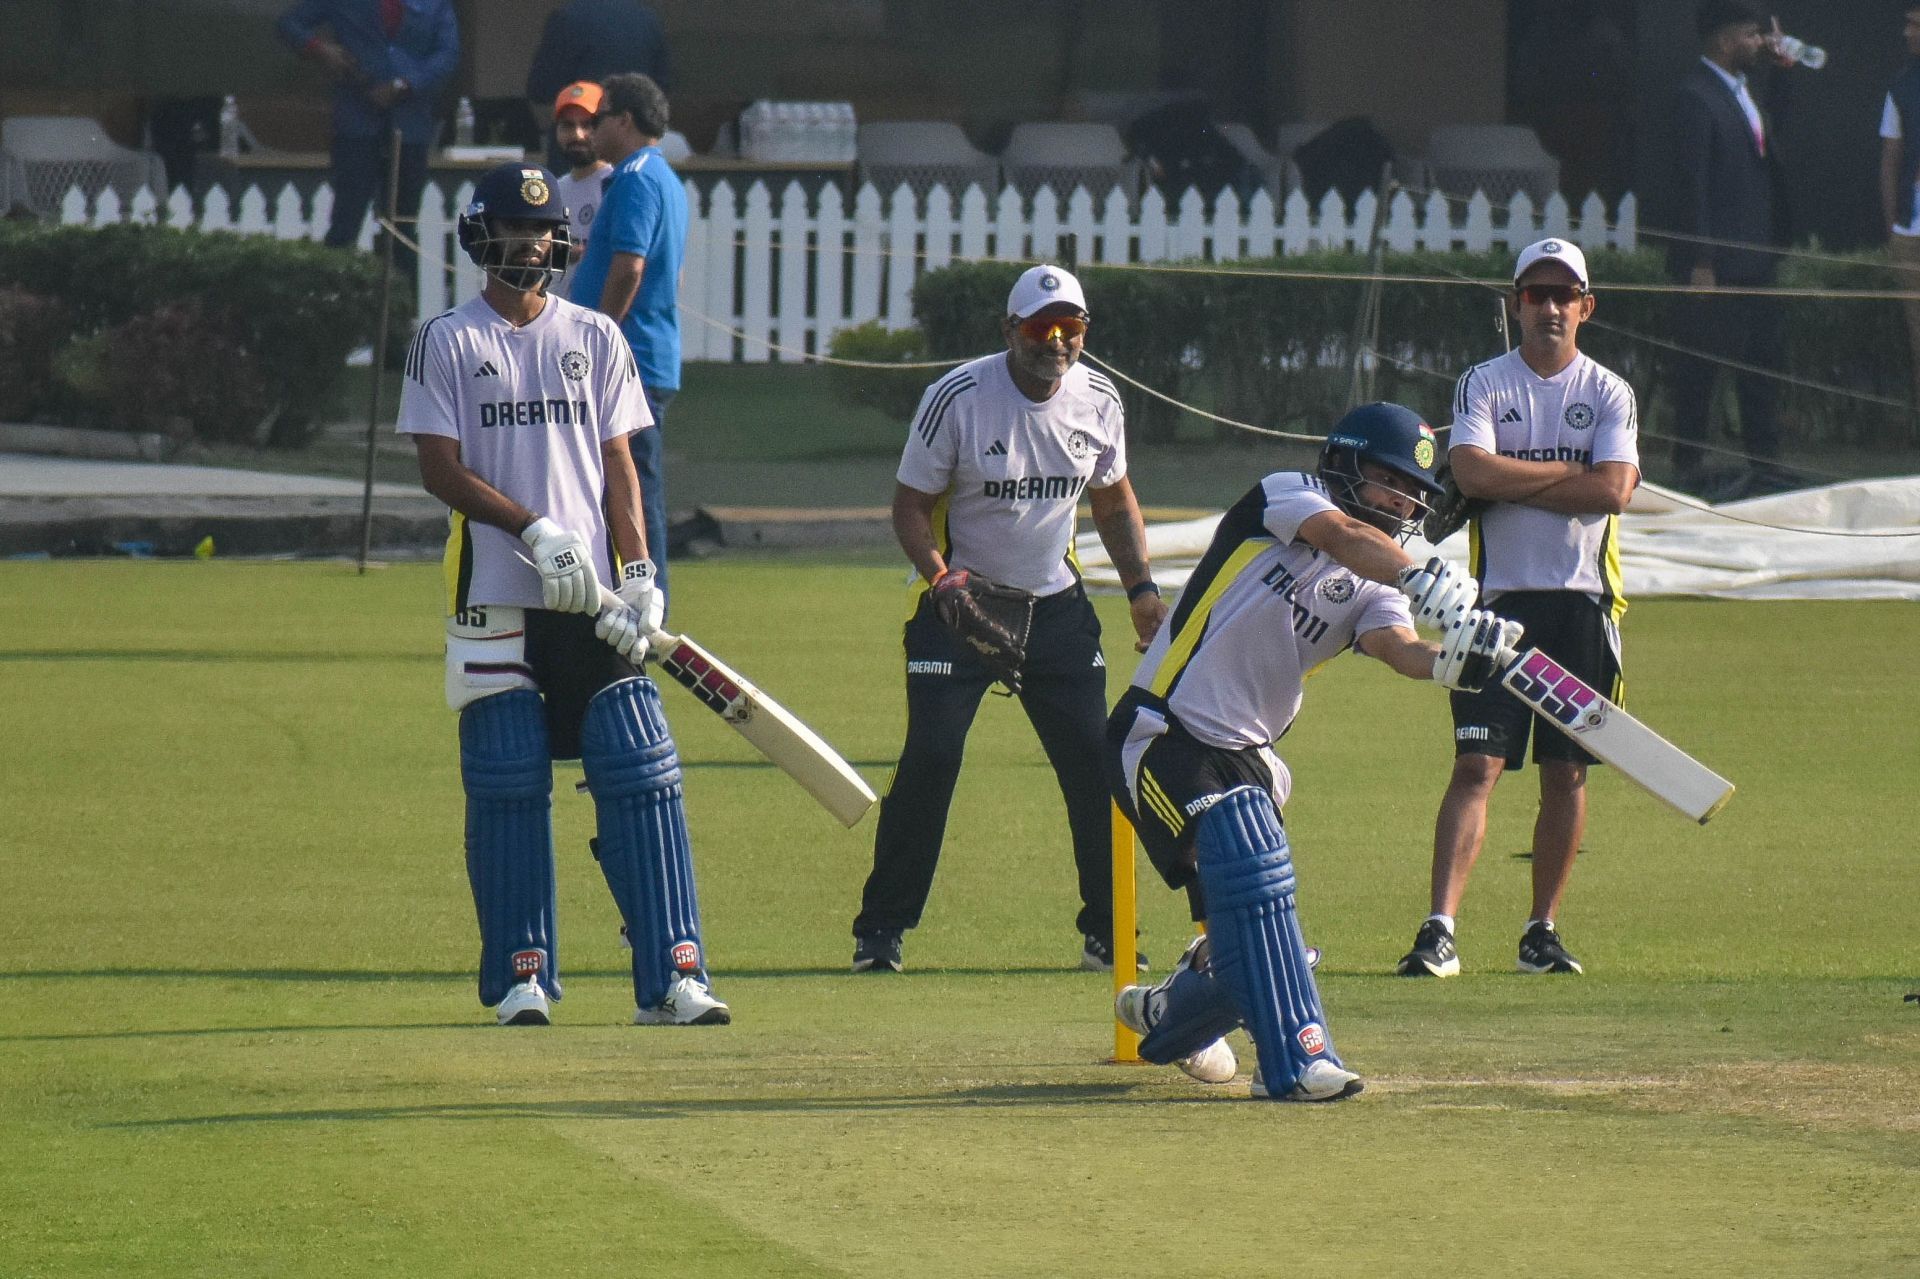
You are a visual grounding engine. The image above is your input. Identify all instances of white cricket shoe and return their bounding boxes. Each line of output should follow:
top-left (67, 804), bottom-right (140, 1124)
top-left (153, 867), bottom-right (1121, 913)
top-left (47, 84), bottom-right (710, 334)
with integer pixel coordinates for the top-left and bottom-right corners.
top-left (633, 974), bottom-right (731, 1026)
top-left (1114, 984), bottom-right (1239, 1084)
top-left (496, 979), bottom-right (551, 1026)
top-left (1250, 1059), bottom-right (1364, 1102)
top-left (1175, 1037), bottom-right (1239, 1084)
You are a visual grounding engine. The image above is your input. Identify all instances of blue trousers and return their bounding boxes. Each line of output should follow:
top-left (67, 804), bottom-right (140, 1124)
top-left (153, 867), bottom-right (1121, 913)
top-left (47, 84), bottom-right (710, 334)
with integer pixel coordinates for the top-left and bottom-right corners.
top-left (630, 384), bottom-right (676, 617)
top-left (326, 132), bottom-right (428, 282)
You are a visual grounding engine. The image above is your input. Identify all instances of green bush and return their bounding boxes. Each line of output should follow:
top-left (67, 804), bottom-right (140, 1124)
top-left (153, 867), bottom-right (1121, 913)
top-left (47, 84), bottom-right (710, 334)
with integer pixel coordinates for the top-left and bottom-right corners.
top-left (825, 320), bottom-right (933, 422)
top-left (0, 287), bottom-right (74, 421)
top-left (0, 222), bottom-right (404, 446)
top-left (887, 249), bottom-right (1910, 448)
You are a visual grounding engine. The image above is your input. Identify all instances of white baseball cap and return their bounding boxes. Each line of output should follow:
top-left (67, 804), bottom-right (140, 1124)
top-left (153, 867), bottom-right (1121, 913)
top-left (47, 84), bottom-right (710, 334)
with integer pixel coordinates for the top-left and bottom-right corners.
top-left (1007, 264), bottom-right (1088, 319)
top-left (1513, 238), bottom-right (1589, 289)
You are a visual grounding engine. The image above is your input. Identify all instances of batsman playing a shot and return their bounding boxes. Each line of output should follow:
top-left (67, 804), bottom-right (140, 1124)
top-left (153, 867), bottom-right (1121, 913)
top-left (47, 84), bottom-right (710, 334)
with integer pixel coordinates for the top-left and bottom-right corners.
top-left (1107, 403), bottom-right (1521, 1101)
top-left (398, 161), bottom-right (727, 1028)
top-left (850, 265), bottom-right (1168, 975)
top-left (1397, 238), bottom-right (1640, 980)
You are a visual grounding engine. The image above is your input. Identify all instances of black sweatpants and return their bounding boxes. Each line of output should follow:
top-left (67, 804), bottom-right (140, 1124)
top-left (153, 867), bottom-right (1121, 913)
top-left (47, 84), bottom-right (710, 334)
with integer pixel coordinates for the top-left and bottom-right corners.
top-left (853, 582), bottom-right (1113, 941)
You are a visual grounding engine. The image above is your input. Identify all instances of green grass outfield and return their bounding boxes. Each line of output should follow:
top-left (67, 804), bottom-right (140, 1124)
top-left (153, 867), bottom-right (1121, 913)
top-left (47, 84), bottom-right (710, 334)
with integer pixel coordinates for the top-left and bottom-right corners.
top-left (3, 559), bottom-right (1916, 1277)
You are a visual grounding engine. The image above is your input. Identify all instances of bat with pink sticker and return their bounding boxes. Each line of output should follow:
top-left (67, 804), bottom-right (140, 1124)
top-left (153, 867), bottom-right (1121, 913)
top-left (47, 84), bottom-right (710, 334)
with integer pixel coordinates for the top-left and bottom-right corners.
top-left (1496, 646), bottom-right (1735, 824)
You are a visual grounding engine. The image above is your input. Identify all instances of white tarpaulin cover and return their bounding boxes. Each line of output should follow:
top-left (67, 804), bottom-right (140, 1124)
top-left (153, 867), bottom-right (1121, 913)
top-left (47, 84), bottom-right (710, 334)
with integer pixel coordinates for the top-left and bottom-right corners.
top-left (1078, 477), bottom-right (1920, 601)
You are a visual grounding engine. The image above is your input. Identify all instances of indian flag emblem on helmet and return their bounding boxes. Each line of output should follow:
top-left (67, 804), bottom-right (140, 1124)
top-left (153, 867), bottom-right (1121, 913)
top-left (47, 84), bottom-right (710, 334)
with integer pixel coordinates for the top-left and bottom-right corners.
top-left (520, 174), bottom-right (551, 206)
top-left (1414, 427), bottom-right (1436, 471)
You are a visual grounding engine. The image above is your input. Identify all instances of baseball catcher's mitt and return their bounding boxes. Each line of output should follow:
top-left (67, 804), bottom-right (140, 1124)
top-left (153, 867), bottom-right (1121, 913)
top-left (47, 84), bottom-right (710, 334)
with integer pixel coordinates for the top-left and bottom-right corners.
top-left (1421, 458), bottom-right (1488, 545)
top-left (930, 569), bottom-right (1034, 693)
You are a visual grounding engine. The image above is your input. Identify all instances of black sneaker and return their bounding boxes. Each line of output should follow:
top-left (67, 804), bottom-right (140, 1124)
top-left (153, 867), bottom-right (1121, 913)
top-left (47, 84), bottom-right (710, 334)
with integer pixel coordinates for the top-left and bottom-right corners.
top-left (851, 930), bottom-right (903, 974)
top-left (1516, 921), bottom-right (1583, 974)
top-left (1080, 934), bottom-right (1148, 973)
top-left (1396, 918), bottom-right (1461, 977)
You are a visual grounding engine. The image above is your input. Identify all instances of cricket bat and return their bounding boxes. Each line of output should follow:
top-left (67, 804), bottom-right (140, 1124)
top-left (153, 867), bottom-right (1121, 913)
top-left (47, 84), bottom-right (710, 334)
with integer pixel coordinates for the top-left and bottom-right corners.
top-left (1497, 645), bottom-right (1735, 824)
top-left (595, 585), bottom-right (878, 827)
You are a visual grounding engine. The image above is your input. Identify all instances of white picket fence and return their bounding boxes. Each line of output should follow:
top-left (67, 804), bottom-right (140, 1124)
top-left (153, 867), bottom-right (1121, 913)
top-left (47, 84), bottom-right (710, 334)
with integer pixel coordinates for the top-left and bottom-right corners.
top-left (58, 178), bottom-right (1636, 361)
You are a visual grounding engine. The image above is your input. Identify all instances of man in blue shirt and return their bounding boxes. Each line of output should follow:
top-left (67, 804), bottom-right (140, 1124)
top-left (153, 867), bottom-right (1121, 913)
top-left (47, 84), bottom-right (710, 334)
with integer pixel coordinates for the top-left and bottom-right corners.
top-left (569, 73), bottom-right (687, 613)
top-left (278, 0), bottom-right (459, 280)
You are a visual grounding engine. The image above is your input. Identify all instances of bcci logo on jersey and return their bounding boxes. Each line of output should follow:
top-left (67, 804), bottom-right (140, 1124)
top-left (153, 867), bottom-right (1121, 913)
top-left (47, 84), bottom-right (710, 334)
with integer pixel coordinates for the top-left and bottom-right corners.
top-left (1564, 402), bottom-right (1595, 431)
top-left (1065, 429), bottom-right (1093, 459)
top-left (559, 350), bottom-right (590, 381)
top-left (1318, 574), bottom-right (1356, 604)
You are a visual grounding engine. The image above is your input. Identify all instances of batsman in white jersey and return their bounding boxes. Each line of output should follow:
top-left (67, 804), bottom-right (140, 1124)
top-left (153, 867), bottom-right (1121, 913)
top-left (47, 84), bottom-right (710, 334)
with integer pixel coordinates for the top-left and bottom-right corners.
top-left (1108, 403), bottom-right (1523, 1101)
top-left (850, 265), bottom-right (1168, 976)
top-left (397, 161), bottom-right (728, 1029)
top-left (1397, 238), bottom-right (1641, 982)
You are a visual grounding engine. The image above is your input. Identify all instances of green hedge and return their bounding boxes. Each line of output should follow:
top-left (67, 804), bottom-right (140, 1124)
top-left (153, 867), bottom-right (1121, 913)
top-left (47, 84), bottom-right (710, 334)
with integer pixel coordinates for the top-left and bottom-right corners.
top-left (891, 250), bottom-right (1912, 448)
top-left (0, 223), bottom-right (405, 447)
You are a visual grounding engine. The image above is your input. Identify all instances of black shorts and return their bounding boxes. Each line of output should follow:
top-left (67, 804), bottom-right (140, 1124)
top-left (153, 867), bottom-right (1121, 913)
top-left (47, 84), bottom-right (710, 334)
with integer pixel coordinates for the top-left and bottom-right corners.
top-left (524, 609), bottom-right (642, 760)
top-left (1105, 689), bottom-right (1279, 891)
top-left (1450, 590), bottom-right (1622, 770)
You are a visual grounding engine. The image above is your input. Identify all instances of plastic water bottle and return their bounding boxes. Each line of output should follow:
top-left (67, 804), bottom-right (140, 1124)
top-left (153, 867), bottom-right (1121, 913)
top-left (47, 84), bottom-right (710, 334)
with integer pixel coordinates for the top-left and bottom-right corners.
top-left (455, 96), bottom-right (475, 146)
top-left (218, 95), bottom-right (240, 157)
top-left (1775, 35), bottom-right (1826, 69)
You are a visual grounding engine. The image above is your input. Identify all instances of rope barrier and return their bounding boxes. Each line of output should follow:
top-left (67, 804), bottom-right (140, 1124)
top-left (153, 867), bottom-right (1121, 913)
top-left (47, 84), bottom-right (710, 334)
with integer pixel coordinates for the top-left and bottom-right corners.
top-left (380, 216), bottom-right (1920, 537)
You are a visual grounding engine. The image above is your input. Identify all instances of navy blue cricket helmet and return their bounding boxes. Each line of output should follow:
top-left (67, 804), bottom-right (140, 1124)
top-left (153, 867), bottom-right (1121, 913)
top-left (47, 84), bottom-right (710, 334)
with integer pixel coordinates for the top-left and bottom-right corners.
top-left (1317, 401), bottom-right (1443, 541)
top-left (457, 163), bottom-right (573, 293)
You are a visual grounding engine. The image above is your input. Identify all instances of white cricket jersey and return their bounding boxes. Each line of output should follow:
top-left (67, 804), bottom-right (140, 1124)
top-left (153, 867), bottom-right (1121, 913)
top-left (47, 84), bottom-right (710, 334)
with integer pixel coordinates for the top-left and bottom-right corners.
top-left (1448, 349), bottom-right (1639, 608)
top-left (895, 352), bottom-right (1126, 595)
top-left (397, 293), bottom-right (652, 612)
top-left (1129, 472), bottom-right (1414, 794)
top-left (554, 166), bottom-right (609, 295)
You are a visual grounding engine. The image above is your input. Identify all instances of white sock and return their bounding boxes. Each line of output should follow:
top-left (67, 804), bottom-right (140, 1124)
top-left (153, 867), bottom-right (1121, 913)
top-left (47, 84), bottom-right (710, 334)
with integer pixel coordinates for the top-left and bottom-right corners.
top-left (1426, 913), bottom-right (1455, 936)
top-left (1526, 918), bottom-right (1553, 932)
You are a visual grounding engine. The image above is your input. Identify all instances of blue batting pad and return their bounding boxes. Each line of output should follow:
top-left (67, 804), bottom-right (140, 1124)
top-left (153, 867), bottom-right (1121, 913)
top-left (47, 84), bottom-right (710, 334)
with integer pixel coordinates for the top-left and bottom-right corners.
top-left (1193, 787), bottom-right (1341, 1098)
top-left (1138, 956), bottom-right (1243, 1066)
top-left (459, 689), bottom-right (559, 1007)
top-left (581, 677), bottom-right (710, 1011)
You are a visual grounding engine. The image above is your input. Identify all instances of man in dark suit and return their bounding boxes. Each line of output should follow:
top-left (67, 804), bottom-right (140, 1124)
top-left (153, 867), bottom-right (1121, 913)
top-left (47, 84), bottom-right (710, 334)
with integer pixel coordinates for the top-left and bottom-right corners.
top-left (1665, 1), bottom-right (1793, 498)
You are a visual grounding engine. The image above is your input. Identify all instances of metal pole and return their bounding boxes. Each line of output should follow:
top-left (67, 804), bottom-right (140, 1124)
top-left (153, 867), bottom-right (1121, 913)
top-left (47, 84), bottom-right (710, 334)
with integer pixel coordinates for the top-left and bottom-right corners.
top-left (1346, 161), bottom-right (1395, 408)
top-left (1110, 802), bottom-right (1141, 1063)
top-left (357, 128), bottom-right (404, 574)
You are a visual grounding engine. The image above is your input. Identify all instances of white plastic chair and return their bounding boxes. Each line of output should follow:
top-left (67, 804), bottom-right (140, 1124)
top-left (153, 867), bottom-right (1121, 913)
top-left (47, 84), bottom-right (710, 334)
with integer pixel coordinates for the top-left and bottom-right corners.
top-left (1, 115), bottom-right (168, 216)
top-left (857, 121), bottom-right (997, 202)
top-left (1424, 124), bottom-right (1561, 204)
top-left (999, 121), bottom-right (1140, 206)
top-left (659, 130), bottom-right (693, 164)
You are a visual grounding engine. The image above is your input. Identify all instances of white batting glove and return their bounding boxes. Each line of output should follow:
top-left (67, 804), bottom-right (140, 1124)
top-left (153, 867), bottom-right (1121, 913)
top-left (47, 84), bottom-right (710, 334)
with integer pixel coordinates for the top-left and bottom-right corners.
top-left (590, 560), bottom-right (662, 661)
top-left (1397, 555), bottom-right (1480, 631)
top-left (1433, 610), bottom-right (1525, 692)
top-left (611, 557), bottom-right (664, 651)
top-left (520, 517), bottom-right (595, 614)
top-left (593, 597), bottom-right (646, 660)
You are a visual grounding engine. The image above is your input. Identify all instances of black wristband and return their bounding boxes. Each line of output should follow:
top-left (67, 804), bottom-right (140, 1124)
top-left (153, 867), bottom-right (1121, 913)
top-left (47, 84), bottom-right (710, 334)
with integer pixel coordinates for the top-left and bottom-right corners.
top-left (1126, 580), bottom-right (1161, 601)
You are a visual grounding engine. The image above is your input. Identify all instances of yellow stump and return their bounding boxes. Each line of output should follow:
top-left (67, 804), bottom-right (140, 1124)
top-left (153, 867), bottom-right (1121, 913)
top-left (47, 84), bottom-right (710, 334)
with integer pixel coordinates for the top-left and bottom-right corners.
top-left (1110, 801), bottom-right (1141, 1063)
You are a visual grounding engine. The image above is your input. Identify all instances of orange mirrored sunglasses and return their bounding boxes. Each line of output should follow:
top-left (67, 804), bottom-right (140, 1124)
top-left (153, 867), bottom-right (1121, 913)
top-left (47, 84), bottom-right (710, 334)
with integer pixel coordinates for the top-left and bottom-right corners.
top-left (1015, 313), bottom-right (1088, 344)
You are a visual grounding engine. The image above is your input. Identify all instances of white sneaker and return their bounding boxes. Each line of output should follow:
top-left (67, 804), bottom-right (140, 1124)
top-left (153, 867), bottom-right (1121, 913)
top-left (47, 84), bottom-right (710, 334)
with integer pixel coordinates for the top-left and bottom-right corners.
top-left (1115, 984), bottom-right (1238, 1084)
top-left (633, 974), bottom-right (731, 1026)
top-left (1250, 1059), bottom-right (1363, 1102)
top-left (495, 979), bottom-right (551, 1026)
top-left (1175, 1037), bottom-right (1238, 1084)
top-left (1114, 983), bottom-right (1159, 1036)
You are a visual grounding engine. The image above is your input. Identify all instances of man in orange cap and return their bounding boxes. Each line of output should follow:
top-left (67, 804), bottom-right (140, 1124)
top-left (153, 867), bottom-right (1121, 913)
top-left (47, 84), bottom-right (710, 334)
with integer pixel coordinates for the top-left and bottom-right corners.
top-left (550, 80), bottom-right (611, 297)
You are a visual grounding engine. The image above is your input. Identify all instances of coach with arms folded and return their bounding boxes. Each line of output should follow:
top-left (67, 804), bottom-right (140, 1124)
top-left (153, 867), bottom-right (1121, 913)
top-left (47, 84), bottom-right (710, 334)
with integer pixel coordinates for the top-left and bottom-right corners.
top-left (1397, 239), bottom-right (1639, 983)
top-left (850, 265), bottom-right (1167, 976)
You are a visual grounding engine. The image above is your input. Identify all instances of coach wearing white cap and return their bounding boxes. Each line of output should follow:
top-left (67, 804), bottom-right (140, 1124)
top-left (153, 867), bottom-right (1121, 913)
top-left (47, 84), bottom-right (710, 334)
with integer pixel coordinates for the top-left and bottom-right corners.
top-left (1395, 237), bottom-right (1640, 982)
top-left (850, 264), bottom-right (1167, 975)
